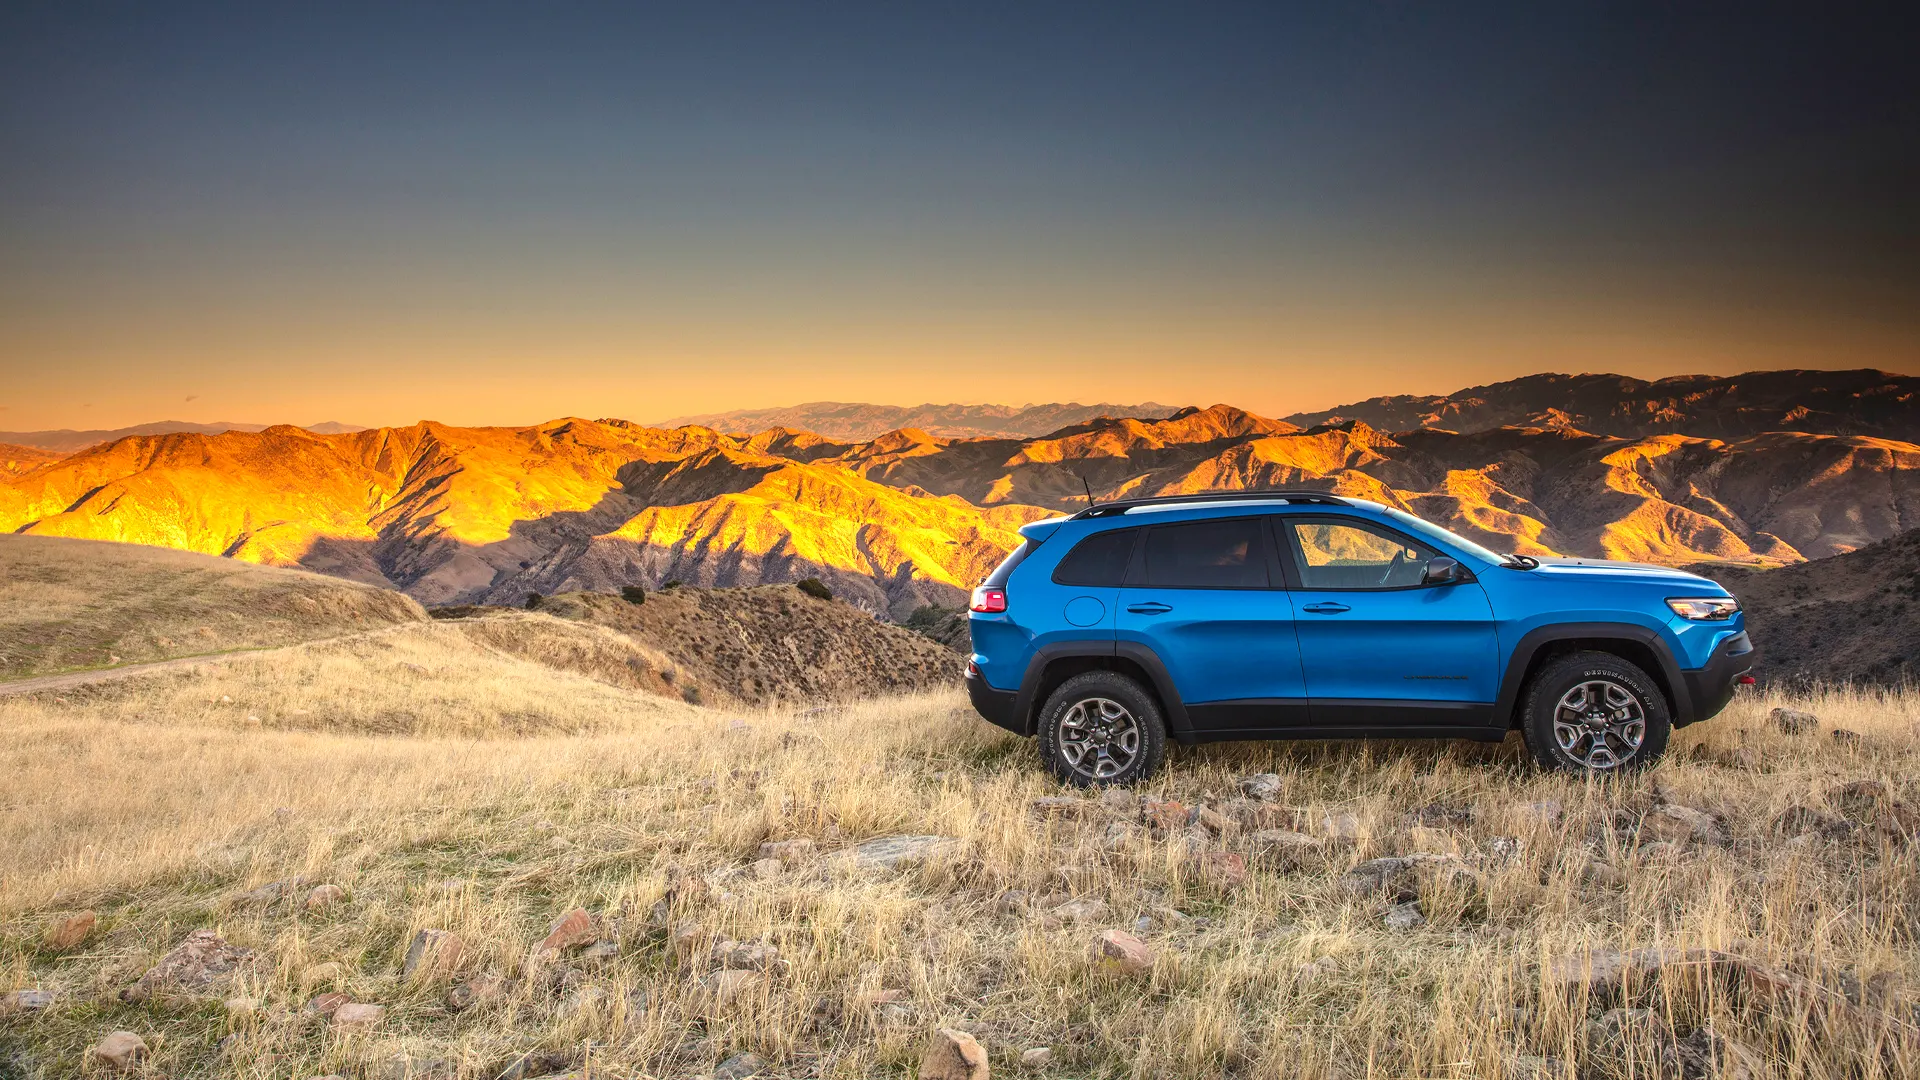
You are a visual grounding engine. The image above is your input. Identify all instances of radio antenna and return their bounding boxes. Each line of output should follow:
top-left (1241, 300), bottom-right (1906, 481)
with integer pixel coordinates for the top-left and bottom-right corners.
top-left (1081, 474), bottom-right (1096, 507)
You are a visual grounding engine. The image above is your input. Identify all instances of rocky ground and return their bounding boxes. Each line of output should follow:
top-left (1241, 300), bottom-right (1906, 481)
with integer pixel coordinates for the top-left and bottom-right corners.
top-left (3, 673), bottom-right (1919, 1078)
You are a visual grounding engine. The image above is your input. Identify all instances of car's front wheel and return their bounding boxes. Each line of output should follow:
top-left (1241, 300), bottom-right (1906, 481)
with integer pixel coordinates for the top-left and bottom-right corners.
top-left (1036, 671), bottom-right (1167, 787)
top-left (1519, 650), bottom-right (1671, 773)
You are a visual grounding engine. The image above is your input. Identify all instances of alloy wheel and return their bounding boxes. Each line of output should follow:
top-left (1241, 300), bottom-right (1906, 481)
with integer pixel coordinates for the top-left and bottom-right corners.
top-left (1057, 696), bottom-right (1141, 781)
top-left (1552, 678), bottom-right (1647, 770)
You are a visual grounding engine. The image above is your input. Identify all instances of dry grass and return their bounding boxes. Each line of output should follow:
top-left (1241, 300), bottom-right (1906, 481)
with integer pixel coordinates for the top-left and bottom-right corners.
top-left (0, 535), bottom-right (425, 680)
top-left (2, 645), bottom-right (1918, 1078)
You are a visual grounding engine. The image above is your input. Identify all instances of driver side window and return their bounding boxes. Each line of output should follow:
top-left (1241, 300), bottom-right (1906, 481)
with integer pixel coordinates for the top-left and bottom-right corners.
top-left (1287, 519), bottom-right (1433, 590)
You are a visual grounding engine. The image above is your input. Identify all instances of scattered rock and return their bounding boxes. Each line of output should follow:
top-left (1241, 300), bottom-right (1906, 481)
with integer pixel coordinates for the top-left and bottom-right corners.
top-left (1140, 799), bottom-right (1190, 832)
top-left (1315, 812), bottom-right (1367, 842)
top-left (1195, 805), bottom-right (1235, 835)
top-left (1340, 854), bottom-right (1486, 913)
top-left (0, 989), bottom-right (54, 1015)
top-left (1246, 829), bottom-right (1324, 863)
top-left (537, 908), bottom-right (598, 953)
top-left (1090, 929), bottom-right (1155, 977)
top-left (1197, 850), bottom-right (1248, 889)
top-left (232, 876), bottom-right (304, 908)
top-left (1097, 788), bottom-right (1138, 813)
top-left (1585, 1008), bottom-right (1681, 1079)
top-left (91, 1031), bottom-right (148, 1071)
top-left (305, 992), bottom-right (350, 1017)
top-left (1832, 728), bottom-right (1864, 746)
top-left (1579, 860), bottom-right (1626, 888)
top-left (303, 884), bottom-right (347, 910)
top-left (1677, 1025), bottom-right (1765, 1080)
top-left (1383, 902), bottom-right (1426, 931)
top-left (121, 929), bottom-right (260, 1002)
top-left (377, 1055), bottom-right (456, 1079)
top-left (1504, 1054), bottom-right (1566, 1080)
top-left (1049, 897), bottom-right (1110, 923)
top-left (43, 910), bottom-right (96, 951)
top-left (581, 940), bottom-right (621, 963)
top-left (403, 929), bottom-right (464, 979)
top-left (1771, 707), bottom-right (1819, 735)
top-left (693, 969), bottom-right (764, 1013)
top-left (1032, 796), bottom-right (1085, 816)
top-left (1408, 801), bottom-right (1474, 827)
top-left (1509, 799), bottom-right (1564, 827)
top-left (757, 838), bottom-right (816, 863)
top-left (1721, 746), bottom-right (1761, 770)
top-left (1020, 1047), bottom-right (1053, 1068)
top-left (714, 1051), bottom-right (771, 1079)
top-left (1638, 804), bottom-right (1729, 847)
top-left (446, 973), bottom-right (508, 1011)
top-left (834, 835), bottom-right (959, 871)
top-left (920, 1027), bottom-right (990, 1080)
top-left (714, 939), bottom-right (783, 972)
top-left (1830, 780), bottom-right (1891, 821)
top-left (749, 857), bottom-right (784, 879)
top-left (1771, 805), bottom-right (1850, 837)
top-left (331, 1002), bottom-right (384, 1028)
top-left (493, 1050), bottom-right (572, 1080)
top-left (1239, 773), bottom-right (1283, 802)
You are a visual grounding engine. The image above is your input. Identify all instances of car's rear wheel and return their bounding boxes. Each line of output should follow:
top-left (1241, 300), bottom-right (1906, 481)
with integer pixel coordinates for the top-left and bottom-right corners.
top-left (1519, 650), bottom-right (1670, 772)
top-left (1036, 671), bottom-right (1167, 787)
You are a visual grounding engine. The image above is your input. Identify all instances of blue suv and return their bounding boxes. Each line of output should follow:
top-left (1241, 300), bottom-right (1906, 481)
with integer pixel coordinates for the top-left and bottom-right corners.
top-left (965, 491), bottom-right (1756, 784)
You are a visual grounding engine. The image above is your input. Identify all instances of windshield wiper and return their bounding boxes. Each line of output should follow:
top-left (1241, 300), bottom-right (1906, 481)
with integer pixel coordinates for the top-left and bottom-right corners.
top-left (1501, 554), bottom-right (1540, 570)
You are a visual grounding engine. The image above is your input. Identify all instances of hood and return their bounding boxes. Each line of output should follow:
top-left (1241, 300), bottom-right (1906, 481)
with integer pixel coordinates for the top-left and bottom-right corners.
top-left (1524, 557), bottom-right (1727, 590)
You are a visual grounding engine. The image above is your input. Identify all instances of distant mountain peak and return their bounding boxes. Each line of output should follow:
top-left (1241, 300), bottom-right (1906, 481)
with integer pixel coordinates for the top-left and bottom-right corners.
top-left (653, 401), bottom-right (1185, 441)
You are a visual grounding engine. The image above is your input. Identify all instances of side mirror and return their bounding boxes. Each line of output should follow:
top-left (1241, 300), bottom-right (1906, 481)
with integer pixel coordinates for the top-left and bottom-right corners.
top-left (1422, 556), bottom-right (1465, 586)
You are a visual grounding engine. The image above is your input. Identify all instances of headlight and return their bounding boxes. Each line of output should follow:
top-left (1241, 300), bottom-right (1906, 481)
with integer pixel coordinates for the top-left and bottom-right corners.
top-left (1667, 596), bottom-right (1739, 621)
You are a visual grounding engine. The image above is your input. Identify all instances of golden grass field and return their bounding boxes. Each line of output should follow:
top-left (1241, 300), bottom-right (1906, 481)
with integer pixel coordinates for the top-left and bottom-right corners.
top-left (4, 609), bottom-right (1919, 1078)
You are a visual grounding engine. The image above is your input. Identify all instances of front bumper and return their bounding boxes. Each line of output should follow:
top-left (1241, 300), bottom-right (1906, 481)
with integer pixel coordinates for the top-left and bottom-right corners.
top-left (1677, 631), bottom-right (1756, 727)
top-left (966, 669), bottom-right (1023, 735)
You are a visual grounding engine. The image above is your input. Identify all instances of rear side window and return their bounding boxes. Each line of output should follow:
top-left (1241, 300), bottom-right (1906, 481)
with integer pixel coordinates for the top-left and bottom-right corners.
top-left (1142, 518), bottom-right (1269, 588)
top-left (984, 540), bottom-right (1037, 587)
top-left (1051, 528), bottom-right (1138, 586)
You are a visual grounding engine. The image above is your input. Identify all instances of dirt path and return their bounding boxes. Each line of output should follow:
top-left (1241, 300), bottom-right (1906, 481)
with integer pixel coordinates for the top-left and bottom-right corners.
top-left (0, 623), bottom-right (430, 699)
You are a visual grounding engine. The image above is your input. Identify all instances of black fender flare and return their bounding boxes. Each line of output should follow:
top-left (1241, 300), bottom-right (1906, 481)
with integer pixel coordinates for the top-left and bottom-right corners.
top-left (1494, 622), bottom-right (1692, 728)
top-left (1014, 641), bottom-right (1193, 741)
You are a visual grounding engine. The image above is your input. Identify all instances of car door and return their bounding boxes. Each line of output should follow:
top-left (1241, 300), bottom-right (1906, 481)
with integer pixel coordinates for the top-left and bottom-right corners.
top-left (1277, 515), bottom-right (1500, 727)
top-left (1114, 514), bottom-right (1309, 732)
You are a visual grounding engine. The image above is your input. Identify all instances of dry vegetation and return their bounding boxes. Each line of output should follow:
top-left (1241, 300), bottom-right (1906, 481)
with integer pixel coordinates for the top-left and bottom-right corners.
top-left (0, 536), bottom-right (424, 681)
top-left (4, 623), bottom-right (1919, 1079)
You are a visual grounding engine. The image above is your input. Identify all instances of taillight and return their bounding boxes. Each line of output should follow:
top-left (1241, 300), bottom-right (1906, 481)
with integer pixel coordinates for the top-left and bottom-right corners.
top-left (970, 586), bottom-right (1007, 613)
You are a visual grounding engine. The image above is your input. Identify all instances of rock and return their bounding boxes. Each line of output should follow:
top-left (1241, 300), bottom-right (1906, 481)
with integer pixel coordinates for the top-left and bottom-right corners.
top-left (1097, 787), bottom-right (1138, 813)
top-left (91, 1031), bottom-right (148, 1071)
top-left (1770, 707), bottom-right (1819, 735)
top-left (1638, 804), bottom-right (1729, 847)
top-left (377, 1055), bottom-right (457, 1080)
top-left (303, 884), bottom-right (347, 910)
top-left (331, 1002), bottom-right (384, 1028)
top-left (1340, 854), bottom-right (1485, 912)
top-left (1771, 805), bottom-right (1850, 837)
top-left (305, 992), bottom-right (350, 1017)
top-left (1636, 840), bottom-right (1684, 861)
top-left (232, 876), bottom-right (304, 908)
top-left (1090, 929), bottom-right (1155, 977)
top-left (834, 835), bottom-right (959, 870)
top-left (694, 969), bottom-right (764, 1013)
top-left (0, 989), bottom-right (54, 1015)
top-left (581, 940), bottom-right (621, 963)
top-left (757, 838), bottom-right (816, 863)
top-left (555, 985), bottom-right (610, 1018)
top-left (1383, 902), bottom-right (1426, 930)
top-left (1197, 850), bottom-right (1248, 889)
top-left (714, 1052), bottom-right (771, 1079)
top-left (750, 857), bottom-right (784, 879)
top-left (1510, 799), bottom-right (1564, 827)
top-left (1239, 773), bottom-right (1284, 801)
top-left (1246, 829), bottom-right (1324, 863)
top-left (403, 929), bottom-right (464, 978)
top-left (1195, 805), bottom-right (1235, 835)
top-left (1722, 746), bottom-right (1761, 770)
top-left (1830, 780), bottom-right (1891, 821)
top-left (121, 928), bottom-right (259, 1002)
top-left (537, 908), bottom-right (598, 952)
top-left (446, 973), bottom-right (508, 1011)
top-left (1140, 799), bottom-right (1190, 832)
top-left (1504, 1055), bottom-right (1567, 1080)
top-left (1032, 796), bottom-right (1085, 816)
top-left (1677, 1025), bottom-right (1765, 1080)
top-left (714, 939), bottom-right (783, 971)
top-left (1049, 897), bottom-right (1110, 923)
top-left (1408, 801), bottom-right (1474, 827)
top-left (920, 1027), bottom-right (990, 1080)
top-left (1020, 1047), bottom-right (1053, 1068)
top-left (1585, 1008), bottom-right (1682, 1079)
top-left (494, 1052), bottom-right (573, 1080)
top-left (1580, 860), bottom-right (1626, 888)
top-left (1832, 728), bottom-right (1864, 746)
top-left (43, 910), bottom-right (96, 950)
top-left (1100, 821), bottom-right (1140, 851)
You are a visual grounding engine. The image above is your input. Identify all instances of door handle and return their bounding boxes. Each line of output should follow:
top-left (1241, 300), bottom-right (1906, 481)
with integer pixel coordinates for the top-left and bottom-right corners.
top-left (1126, 602), bottom-right (1173, 615)
top-left (1302, 602), bottom-right (1351, 614)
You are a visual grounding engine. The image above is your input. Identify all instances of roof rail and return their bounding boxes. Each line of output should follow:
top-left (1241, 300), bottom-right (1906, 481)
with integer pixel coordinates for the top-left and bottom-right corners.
top-left (1071, 489), bottom-right (1350, 518)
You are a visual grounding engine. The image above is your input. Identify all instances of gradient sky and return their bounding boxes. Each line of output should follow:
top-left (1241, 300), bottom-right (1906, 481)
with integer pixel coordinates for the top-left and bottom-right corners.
top-left (3, 4), bottom-right (1917, 431)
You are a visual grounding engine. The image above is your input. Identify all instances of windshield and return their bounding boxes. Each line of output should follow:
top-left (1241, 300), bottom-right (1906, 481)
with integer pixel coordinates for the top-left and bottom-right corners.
top-left (1383, 508), bottom-right (1507, 565)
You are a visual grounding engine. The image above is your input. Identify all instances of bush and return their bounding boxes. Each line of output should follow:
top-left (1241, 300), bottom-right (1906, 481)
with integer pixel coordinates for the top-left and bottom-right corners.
top-left (796, 577), bottom-right (833, 601)
top-left (661, 579), bottom-right (683, 591)
top-left (524, 592), bottom-right (544, 610)
top-left (620, 585), bottom-right (646, 605)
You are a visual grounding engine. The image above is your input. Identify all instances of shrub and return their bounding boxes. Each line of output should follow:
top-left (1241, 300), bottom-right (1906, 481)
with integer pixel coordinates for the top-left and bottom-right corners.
top-left (525, 592), bottom-right (543, 610)
top-left (796, 577), bottom-right (833, 601)
top-left (620, 585), bottom-right (646, 605)
top-left (661, 579), bottom-right (683, 591)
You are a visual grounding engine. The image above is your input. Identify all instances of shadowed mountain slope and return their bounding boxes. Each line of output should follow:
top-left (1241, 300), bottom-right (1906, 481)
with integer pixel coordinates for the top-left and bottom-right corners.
top-left (1, 442), bottom-right (62, 476)
top-left (1285, 369), bottom-right (1918, 441)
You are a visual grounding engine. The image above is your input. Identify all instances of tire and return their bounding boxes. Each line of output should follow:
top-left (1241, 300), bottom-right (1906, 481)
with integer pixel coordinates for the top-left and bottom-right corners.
top-left (1036, 671), bottom-right (1168, 787)
top-left (1519, 650), bottom-right (1671, 773)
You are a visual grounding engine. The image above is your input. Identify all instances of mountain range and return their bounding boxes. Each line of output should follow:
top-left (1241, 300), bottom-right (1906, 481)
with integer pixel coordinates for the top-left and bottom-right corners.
top-left (0, 420), bottom-right (365, 454)
top-left (1, 369), bottom-right (1912, 619)
top-left (655, 400), bottom-right (1183, 440)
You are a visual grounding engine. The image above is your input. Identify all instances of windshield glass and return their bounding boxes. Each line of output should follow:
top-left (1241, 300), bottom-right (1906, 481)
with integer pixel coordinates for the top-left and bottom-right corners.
top-left (1383, 508), bottom-right (1507, 565)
